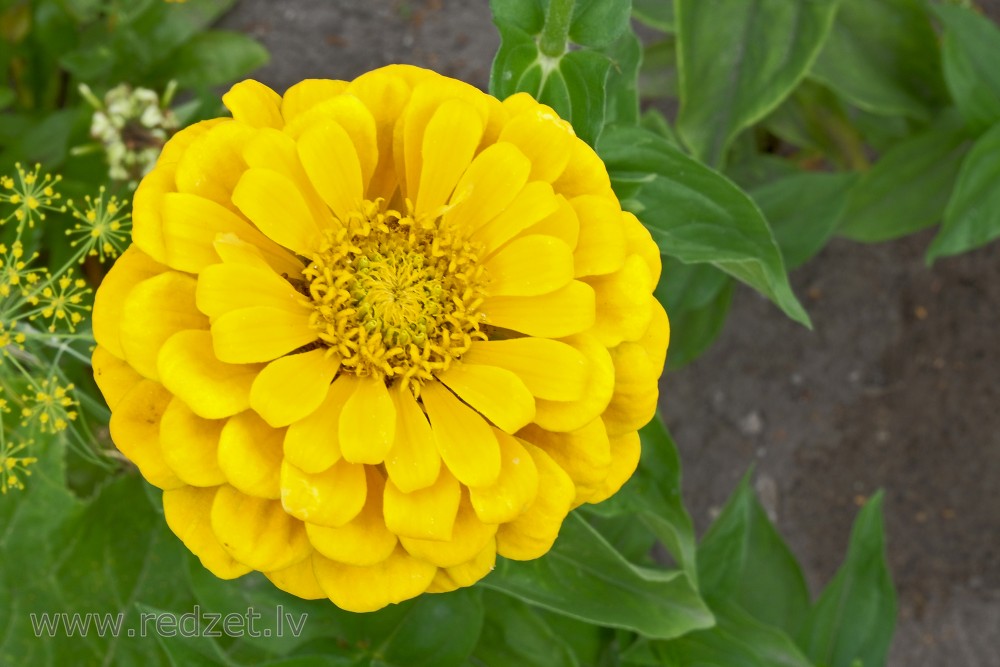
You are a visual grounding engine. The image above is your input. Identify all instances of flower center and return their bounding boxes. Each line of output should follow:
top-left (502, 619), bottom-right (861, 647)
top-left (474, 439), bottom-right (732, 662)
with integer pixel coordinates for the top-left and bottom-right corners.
top-left (303, 200), bottom-right (487, 389)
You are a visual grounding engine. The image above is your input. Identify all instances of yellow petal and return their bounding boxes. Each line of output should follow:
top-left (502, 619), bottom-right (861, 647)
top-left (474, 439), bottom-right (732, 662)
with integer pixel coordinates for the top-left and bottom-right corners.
top-left (534, 333), bottom-right (615, 432)
top-left (223, 80), bottom-right (283, 129)
top-left (519, 419), bottom-right (612, 505)
top-left (313, 545), bottom-right (436, 613)
top-left (413, 98), bottom-right (485, 219)
top-left (385, 383), bottom-right (441, 493)
top-left (468, 430), bottom-right (539, 524)
top-left (159, 118), bottom-right (227, 165)
top-left (232, 168), bottom-right (323, 256)
top-left (216, 411), bottom-right (284, 499)
top-left (571, 195), bottom-right (627, 277)
top-left (471, 182), bottom-right (559, 256)
top-left (160, 397), bottom-right (227, 487)
top-left (283, 375), bottom-right (354, 473)
top-left (426, 539), bottom-right (496, 593)
top-left (522, 194), bottom-right (580, 249)
top-left (482, 280), bottom-right (595, 338)
top-left (210, 306), bottom-right (317, 364)
top-left (109, 380), bottom-right (184, 489)
top-left (339, 376), bottom-right (396, 464)
top-left (585, 254), bottom-right (655, 347)
top-left (383, 467), bottom-right (461, 541)
top-left (435, 363), bottom-right (534, 434)
top-left (120, 271), bottom-right (208, 381)
top-left (158, 329), bottom-right (261, 420)
top-left (196, 262), bottom-right (306, 320)
top-left (280, 458), bottom-right (367, 527)
top-left (250, 349), bottom-right (340, 427)
top-left (281, 79), bottom-right (349, 124)
top-left (495, 443), bottom-right (574, 560)
top-left (175, 121), bottom-right (254, 211)
top-left (441, 142), bottom-right (531, 233)
top-left (265, 555), bottom-right (326, 600)
top-left (161, 191), bottom-right (300, 274)
top-left (399, 493), bottom-right (497, 568)
top-left (498, 104), bottom-right (575, 182)
top-left (131, 165), bottom-right (175, 262)
top-left (638, 296), bottom-right (670, 375)
top-left (346, 70), bottom-right (413, 200)
top-left (484, 234), bottom-right (574, 297)
top-left (92, 345), bottom-right (144, 410)
top-left (305, 467), bottom-right (396, 566)
top-left (163, 486), bottom-right (251, 579)
top-left (93, 245), bottom-right (167, 359)
top-left (211, 485), bottom-right (312, 571)
top-left (461, 338), bottom-right (588, 402)
top-left (587, 430), bottom-right (642, 504)
top-left (552, 139), bottom-right (614, 200)
top-left (297, 121), bottom-right (367, 221)
top-left (622, 211), bottom-right (661, 285)
top-left (420, 382), bottom-right (501, 488)
top-left (602, 341), bottom-right (659, 437)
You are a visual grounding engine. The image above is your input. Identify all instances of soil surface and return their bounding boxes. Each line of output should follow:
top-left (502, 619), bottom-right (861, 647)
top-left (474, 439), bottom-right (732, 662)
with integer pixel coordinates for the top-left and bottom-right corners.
top-left (219, 2), bottom-right (1000, 664)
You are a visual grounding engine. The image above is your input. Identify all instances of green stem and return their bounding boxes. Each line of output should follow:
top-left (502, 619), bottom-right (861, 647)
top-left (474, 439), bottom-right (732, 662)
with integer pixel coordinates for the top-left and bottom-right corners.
top-left (538, 0), bottom-right (575, 58)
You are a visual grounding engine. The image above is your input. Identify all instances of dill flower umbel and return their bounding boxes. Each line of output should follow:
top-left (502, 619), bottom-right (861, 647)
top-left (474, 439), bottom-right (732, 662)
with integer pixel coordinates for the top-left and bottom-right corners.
top-left (66, 188), bottom-right (131, 262)
top-left (93, 66), bottom-right (668, 612)
top-left (0, 439), bottom-right (37, 494)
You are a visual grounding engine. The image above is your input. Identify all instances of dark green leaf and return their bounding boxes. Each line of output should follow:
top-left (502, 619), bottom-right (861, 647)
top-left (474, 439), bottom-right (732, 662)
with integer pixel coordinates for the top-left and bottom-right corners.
top-left (927, 121), bottom-right (1000, 261)
top-left (166, 31), bottom-right (269, 88)
top-left (662, 275), bottom-right (734, 370)
top-left (638, 38), bottom-right (678, 101)
top-left (599, 125), bottom-right (810, 327)
top-left (483, 513), bottom-right (713, 639)
top-left (811, 0), bottom-right (948, 120)
top-left (489, 0), bottom-right (546, 34)
top-left (602, 28), bottom-right (643, 127)
top-left (933, 5), bottom-right (1000, 134)
top-left (675, 0), bottom-right (841, 165)
top-left (569, 0), bottom-right (632, 48)
top-left (632, 0), bottom-right (674, 31)
top-left (472, 592), bottom-right (583, 667)
top-left (752, 171), bottom-right (858, 268)
top-left (798, 493), bottom-right (896, 667)
top-left (698, 473), bottom-right (810, 636)
top-left (375, 590), bottom-right (484, 667)
top-left (841, 112), bottom-right (971, 243)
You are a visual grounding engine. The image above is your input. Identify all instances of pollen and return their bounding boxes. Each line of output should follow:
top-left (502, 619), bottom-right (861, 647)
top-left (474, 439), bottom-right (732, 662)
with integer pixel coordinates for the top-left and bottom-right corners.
top-left (303, 199), bottom-right (487, 390)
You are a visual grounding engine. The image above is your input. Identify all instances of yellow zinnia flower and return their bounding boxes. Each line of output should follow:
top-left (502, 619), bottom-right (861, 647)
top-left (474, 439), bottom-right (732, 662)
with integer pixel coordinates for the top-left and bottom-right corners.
top-left (91, 65), bottom-right (668, 612)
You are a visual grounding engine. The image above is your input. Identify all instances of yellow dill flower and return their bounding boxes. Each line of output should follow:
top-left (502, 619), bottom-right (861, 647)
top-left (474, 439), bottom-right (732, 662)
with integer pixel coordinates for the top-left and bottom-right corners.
top-left (91, 66), bottom-right (668, 612)
top-left (19, 377), bottom-right (79, 434)
top-left (66, 188), bottom-right (132, 262)
top-left (0, 163), bottom-right (64, 228)
top-left (0, 440), bottom-right (37, 494)
top-left (23, 269), bottom-right (91, 333)
top-left (0, 241), bottom-right (43, 299)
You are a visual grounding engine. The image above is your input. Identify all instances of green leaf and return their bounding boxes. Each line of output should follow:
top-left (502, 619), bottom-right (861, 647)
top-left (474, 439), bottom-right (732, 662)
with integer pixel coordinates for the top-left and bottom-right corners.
top-left (698, 473), bottom-right (810, 636)
top-left (798, 493), bottom-right (896, 667)
top-left (472, 592), bottom-right (584, 667)
top-left (638, 38), bottom-right (678, 101)
top-left (602, 28), bottom-right (643, 127)
top-left (927, 121), bottom-right (1000, 261)
top-left (662, 277), bottom-right (734, 370)
top-left (166, 31), bottom-right (269, 88)
top-left (375, 590), bottom-right (484, 667)
top-left (569, 0), bottom-right (632, 48)
top-left (810, 0), bottom-right (948, 120)
top-left (674, 0), bottom-right (841, 166)
top-left (489, 0), bottom-right (545, 34)
top-left (483, 513), bottom-right (713, 640)
top-left (840, 112), bottom-right (971, 243)
top-left (633, 0), bottom-right (675, 32)
top-left (599, 124), bottom-right (810, 327)
top-left (933, 5), bottom-right (1000, 134)
top-left (752, 171), bottom-right (858, 268)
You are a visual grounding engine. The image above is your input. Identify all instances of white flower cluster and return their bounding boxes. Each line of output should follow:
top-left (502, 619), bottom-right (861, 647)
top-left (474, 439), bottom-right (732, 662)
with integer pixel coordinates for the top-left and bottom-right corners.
top-left (82, 83), bottom-right (179, 184)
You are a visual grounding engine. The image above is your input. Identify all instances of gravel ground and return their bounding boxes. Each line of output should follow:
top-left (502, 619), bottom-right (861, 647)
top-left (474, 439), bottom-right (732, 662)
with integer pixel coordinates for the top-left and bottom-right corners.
top-left (218, 2), bottom-right (1000, 664)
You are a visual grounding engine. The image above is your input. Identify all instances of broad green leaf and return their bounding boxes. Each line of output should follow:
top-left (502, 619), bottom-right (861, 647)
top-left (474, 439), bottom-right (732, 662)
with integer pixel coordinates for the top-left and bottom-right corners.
top-left (569, 0), bottom-right (632, 48)
top-left (599, 124), bottom-right (810, 327)
top-left (933, 5), bottom-right (1000, 134)
top-left (622, 601), bottom-right (814, 667)
top-left (927, 121), bottom-right (1000, 261)
top-left (698, 473), bottom-right (810, 636)
top-left (752, 171), bottom-right (858, 268)
top-left (472, 592), bottom-right (583, 667)
top-left (841, 112), bottom-right (971, 243)
top-left (375, 590), bottom-right (484, 667)
top-left (638, 37), bottom-right (678, 101)
top-left (166, 31), bottom-right (270, 88)
top-left (483, 513), bottom-right (713, 639)
top-left (661, 277), bottom-right (734, 370)
top-left (811, 0), bottom-right (948, 120)
top-left (489, 0), bottom-right (545, 33)
top-left (490, 24), bottom-right (612, 145)
top-left (602, 28), bottom-right (642, 127)
top-left (798, 493), bottom-right (896, 667)
top-left (674, 0), bottom-right (841, 166)
top-left (633, 0), bottom-right (675, 31)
